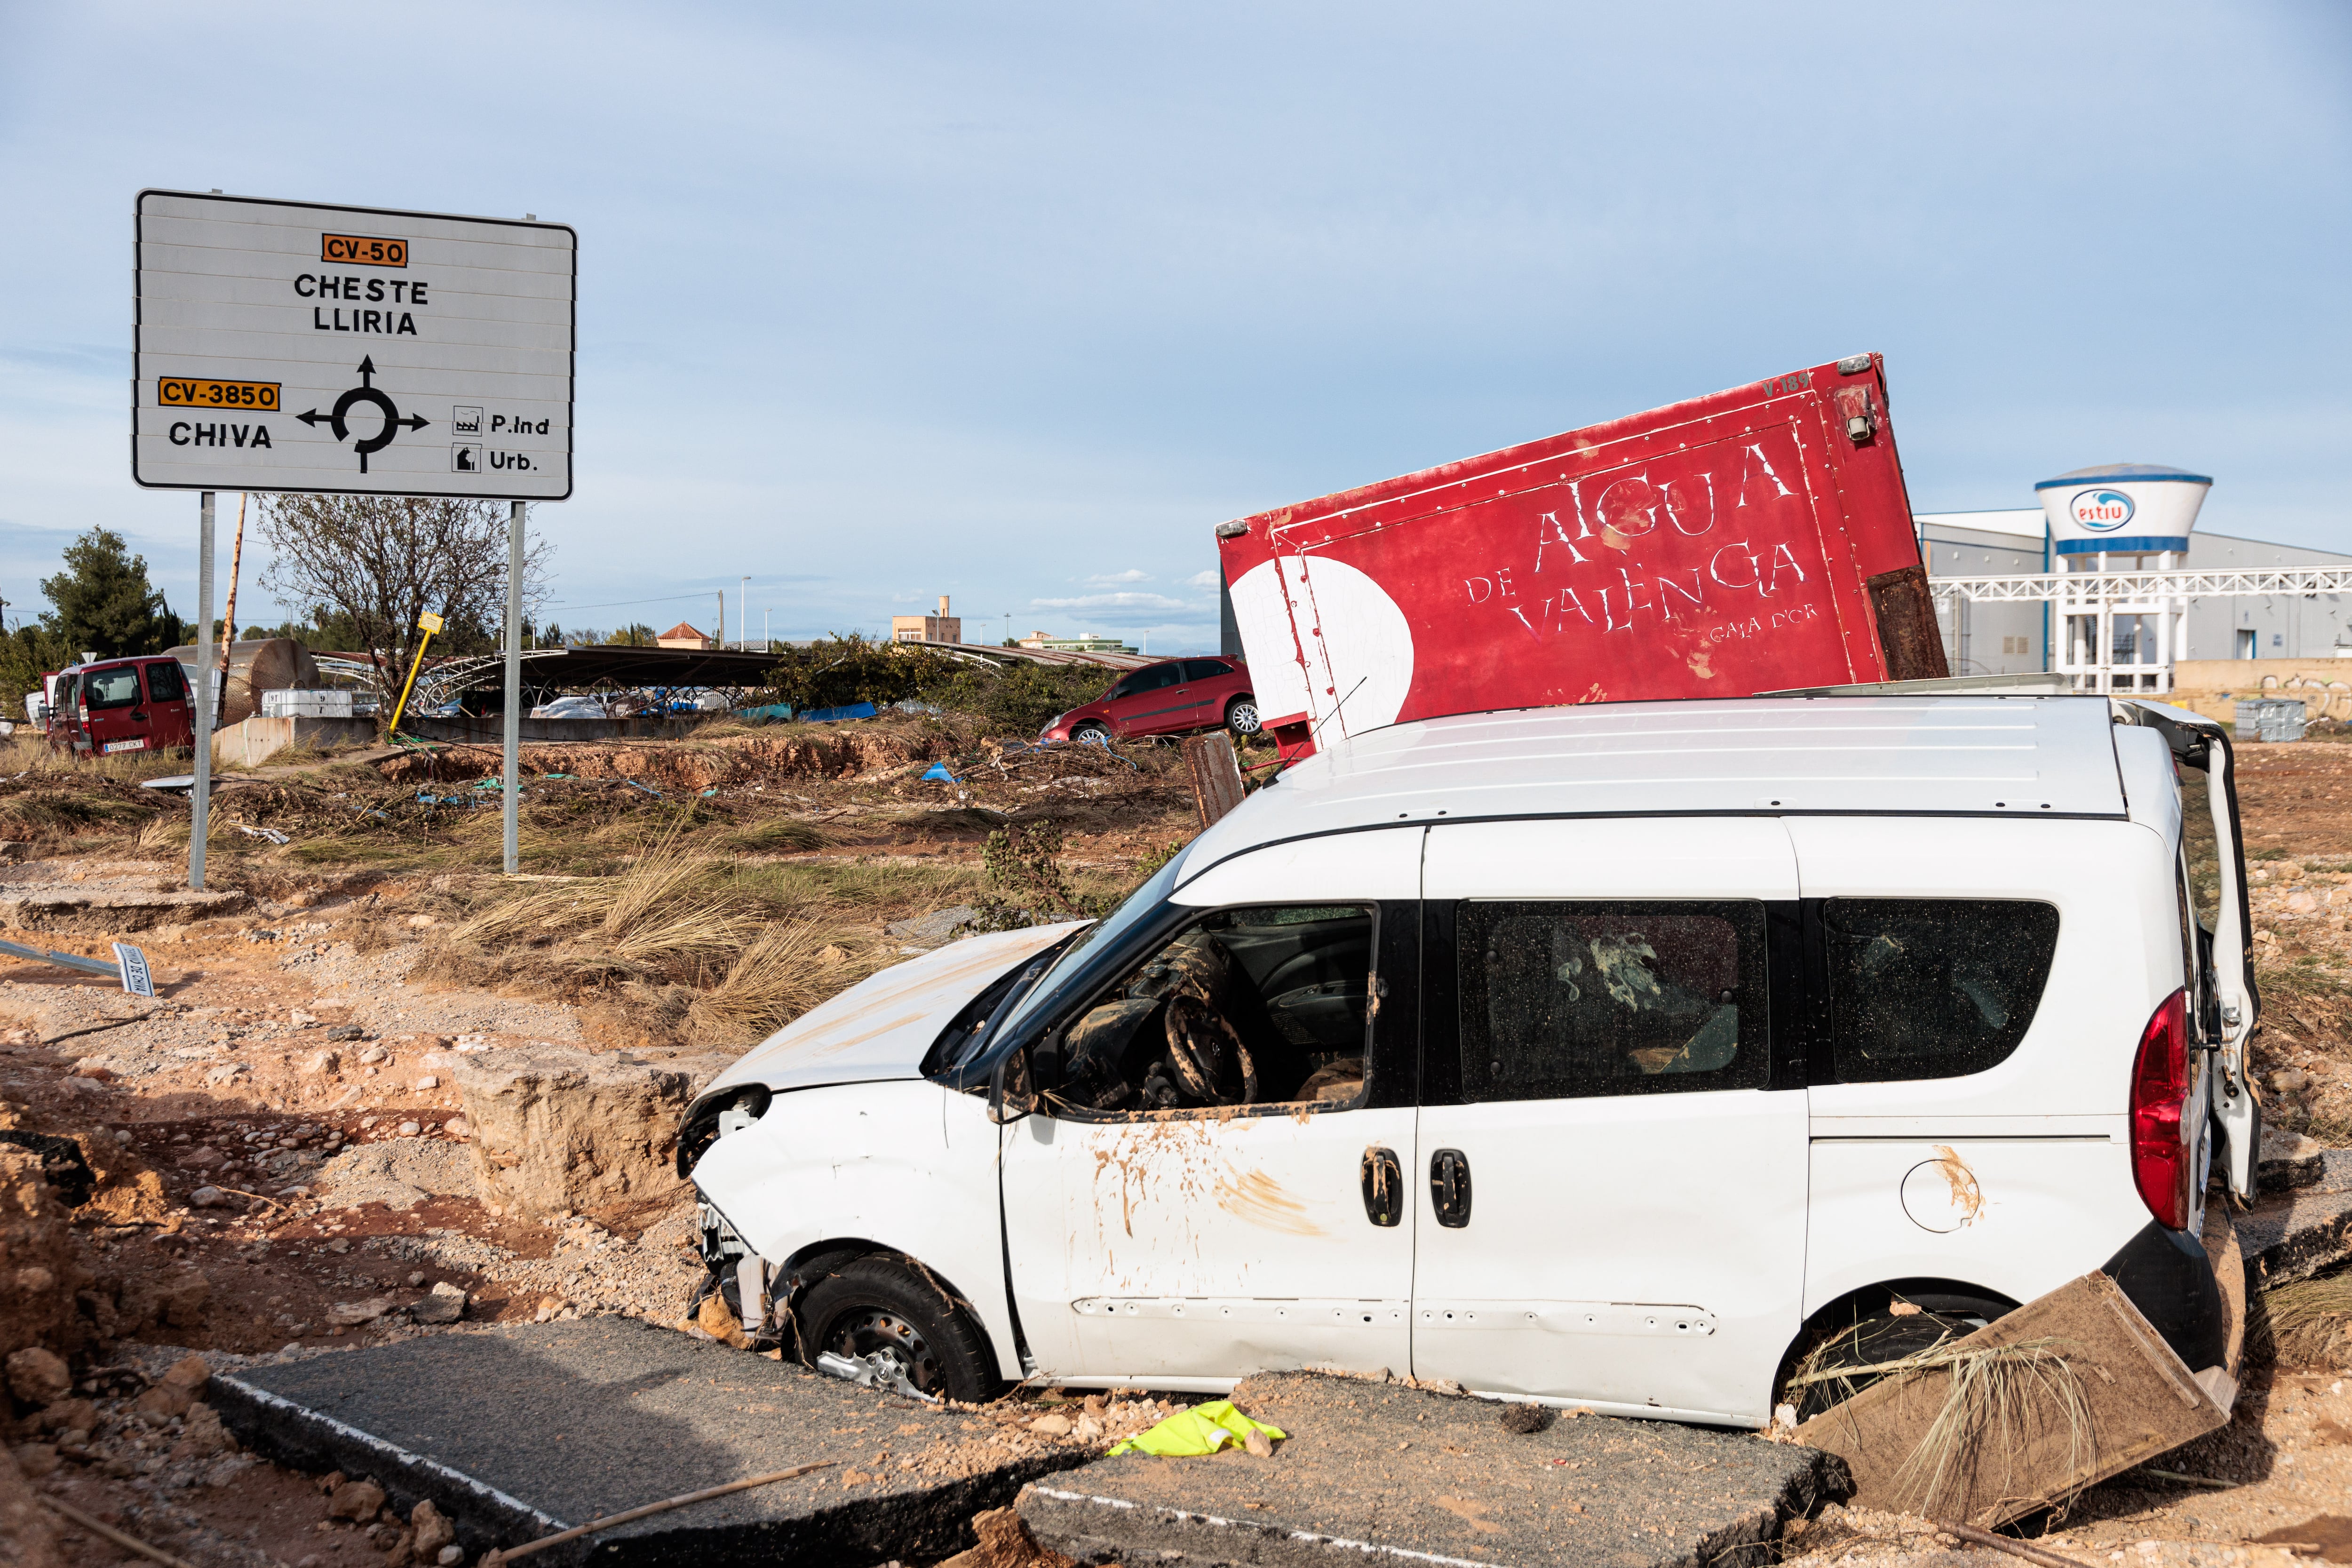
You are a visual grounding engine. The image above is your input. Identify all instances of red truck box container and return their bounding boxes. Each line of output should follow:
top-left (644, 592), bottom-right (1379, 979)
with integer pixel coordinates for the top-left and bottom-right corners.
top-left (1215, 352), bottom-right (1945, 755)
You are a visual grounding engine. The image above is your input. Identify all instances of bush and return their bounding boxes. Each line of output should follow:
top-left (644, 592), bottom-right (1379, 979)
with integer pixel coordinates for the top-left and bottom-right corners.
top-left (757, 636), bottom-right (1114, 736)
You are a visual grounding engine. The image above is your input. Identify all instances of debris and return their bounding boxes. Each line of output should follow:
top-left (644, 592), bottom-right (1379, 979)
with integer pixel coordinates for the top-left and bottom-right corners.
top-left (1791, 1270), bottom-right (2228, 1528)
top-left (800, 701), bottom-right (879, 724)
top-left (327, 1296), bottom-right (400, 1327)
top-left (1181, 732), bottom-right (1247, 828)
top-left (1497, 1402), bottom-right (1551, 1434)
top-left (0, 936), bottom-right (157, 996)
top-left (1934, 1518), bottom-right (2096, 1568)
top-left (35, 1493), bottom-right (195, 1568)
top-left (234, 824), bottom-right (291, 844)
top-left (478, 1460), bottom-right (832, 1565)
top-left (1027, 1413), bottom-right (1073, 1437)
top-left (1105, 1400), bottom-right (1285, 1457)
top-left (409, 1499), bottom-right (455, 1562)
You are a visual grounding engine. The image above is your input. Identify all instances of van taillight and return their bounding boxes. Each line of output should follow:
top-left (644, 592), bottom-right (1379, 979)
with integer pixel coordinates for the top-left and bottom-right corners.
top-left (2129, 988), bottom-right (2192, 1230)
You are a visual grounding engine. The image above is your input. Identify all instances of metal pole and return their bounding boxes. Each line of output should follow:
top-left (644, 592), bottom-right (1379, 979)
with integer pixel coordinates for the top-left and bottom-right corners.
top-left (504, 500), bottom-right (524, 876)
top-left (190, 492), bottom-right (215, 891)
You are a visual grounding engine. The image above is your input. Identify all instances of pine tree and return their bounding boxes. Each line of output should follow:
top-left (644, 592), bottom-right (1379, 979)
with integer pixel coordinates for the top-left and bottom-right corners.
top-left (38, 529), bottom-right (185, 659)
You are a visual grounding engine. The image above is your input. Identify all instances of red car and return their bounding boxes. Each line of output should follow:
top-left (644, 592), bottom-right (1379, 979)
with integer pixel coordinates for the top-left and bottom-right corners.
top-left (1039, 657), bottom-right (1258, 744)
top-left (48, 656), bottom-right (195, 759)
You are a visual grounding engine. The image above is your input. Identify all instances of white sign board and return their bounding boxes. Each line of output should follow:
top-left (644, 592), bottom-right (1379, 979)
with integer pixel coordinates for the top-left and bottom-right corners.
top-left (133, 191), bottom-right (574, 499)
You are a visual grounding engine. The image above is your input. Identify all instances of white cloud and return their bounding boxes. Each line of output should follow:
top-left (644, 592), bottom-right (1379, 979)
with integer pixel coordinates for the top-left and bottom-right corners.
top-left (1186, 569), bottom-right (1219, 589)
top-left (1030, 590), bottom-right (1191, 612)
top-left (1087, 568), bottom-right (1152, 584)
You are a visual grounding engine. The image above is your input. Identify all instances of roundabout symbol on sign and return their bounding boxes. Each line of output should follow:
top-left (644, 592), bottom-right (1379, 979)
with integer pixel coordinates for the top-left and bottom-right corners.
top-left (296, 356), bottom-right (430, 473)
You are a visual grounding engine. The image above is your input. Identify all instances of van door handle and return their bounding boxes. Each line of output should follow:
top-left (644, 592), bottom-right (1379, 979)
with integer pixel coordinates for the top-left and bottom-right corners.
top-left (1360, 1146), bottom-right (1402, 1227)
top-left (1430, 1148), bottom-right (1472, 1228)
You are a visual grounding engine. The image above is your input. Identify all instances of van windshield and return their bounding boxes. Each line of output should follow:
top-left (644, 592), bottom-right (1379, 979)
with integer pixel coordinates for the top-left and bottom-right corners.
top-left (994, 847), bottom-right (1191, 1037)
top-left (84, 668), bottom-right (142, 710)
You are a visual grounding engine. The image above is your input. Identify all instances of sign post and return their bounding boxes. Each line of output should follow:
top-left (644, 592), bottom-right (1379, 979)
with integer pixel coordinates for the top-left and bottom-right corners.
top-left (190, 492), bottom-right (214, 891)
top-left (132, 191), bottom-right (575, 878)
top-left (504, 501), bottom-right (523, 875)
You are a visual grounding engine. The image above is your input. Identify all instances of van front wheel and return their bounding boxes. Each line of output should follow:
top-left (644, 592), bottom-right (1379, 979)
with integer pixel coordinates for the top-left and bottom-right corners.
top-left (791, 1255), bottom-right (1000, 1403)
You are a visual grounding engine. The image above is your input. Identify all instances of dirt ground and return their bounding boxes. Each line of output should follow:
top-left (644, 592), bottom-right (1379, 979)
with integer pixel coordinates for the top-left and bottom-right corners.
top-left (1, 724), bottom-right (2348, 1568)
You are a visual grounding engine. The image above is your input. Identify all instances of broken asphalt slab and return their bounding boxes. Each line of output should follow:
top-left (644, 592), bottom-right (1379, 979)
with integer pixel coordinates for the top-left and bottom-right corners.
top-left (1018, 1371), bottom-right (1848, 1568)
top-left (2240, 1147), bottom-right (2352, 1284)
top-left (207, 1317), bottom-right (1091, 1566)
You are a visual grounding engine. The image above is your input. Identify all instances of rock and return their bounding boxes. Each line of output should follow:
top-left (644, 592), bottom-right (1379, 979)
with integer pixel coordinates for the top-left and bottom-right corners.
top-left (126, 1268), bottom-right (212, 1330)
top-left (445, 1117), bottom-right (470, 1138)
top-left (409, 1499), bottom-right (455, 1561)
top-left (9, 1442), bottom-right (57, 1479)
top-left (2286, 889), bottom-right (2323, 915)
top-left (327, 1479), bottom-right (387, 1521)
top-left (161, 1353), bottom-right (211, 1393)
top-left (291, 1010), bottom-right (319, 1027)
top-left (398, 1122), bottom-right (422, 1137)
top-left (1498, 1402), bottom-right (1550, 1434)
top-left (1028, 1412), bottom-right (1074, 1437)
top-left (329, 1297), bottom-right (399, 1327)
top-left (885, 906), bottom-right (979, 948)
top-left (172, 1401), bottom-right (235, 1458)
top-left (452, 1046), bottom-right (734, 1222)
top-left (2260, 1127), bottom-right (2328, 1192)
top-left (417, 1075), bottom-right (439, 1090)
top-left (1244, 1427), bottom-right (1275, 1456)
top-left (2272, 1067), bottom-right (2312, 1095)
top-left (190, 1185), bottom-right (227, 1207)
top-left (134, 1381), bottom-right (195, 1420)
top-left (411, 1282), bottom-right (467, 1325)
top-left (941, 1503), bottom-right (1081, 1568)
top-left (36, 1397), bottom-right (95, 1434)
top-left (2277, 861), bottom-right (2306, 882)
top-left (358, 1045), bottom-right (389, 1063)
top-left (332, 1027), bottom-right (369, 1043)
top-left (300, 1050), bottom-right (340, 1077)
top-left (205, 1063), bottom-right (249, 1085)
top-left (4, 1347), bottom-right (70, 1405)
top-left (438, 1548), bottom-right (464, 1567)
top-left (11, 1267), bottom-right (49, 1294)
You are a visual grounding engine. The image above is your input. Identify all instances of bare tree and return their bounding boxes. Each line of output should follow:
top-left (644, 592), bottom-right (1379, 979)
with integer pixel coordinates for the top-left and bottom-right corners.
top-left (256, 495), bottom-right (549, 736)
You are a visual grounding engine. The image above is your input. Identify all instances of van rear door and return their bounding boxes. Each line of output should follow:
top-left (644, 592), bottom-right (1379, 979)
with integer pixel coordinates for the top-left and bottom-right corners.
top-left (2125, 702), bottom-right (2259, 1202)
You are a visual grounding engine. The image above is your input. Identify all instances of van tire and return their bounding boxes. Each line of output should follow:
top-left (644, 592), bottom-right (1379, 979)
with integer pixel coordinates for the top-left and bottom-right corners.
top-left (789, 1255), bottom-right (1000, 1403)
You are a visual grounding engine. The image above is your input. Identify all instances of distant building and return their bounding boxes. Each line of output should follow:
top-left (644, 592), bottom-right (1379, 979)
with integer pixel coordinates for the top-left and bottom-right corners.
top-left (892, 595), bottom-right (963, 645)
top-left (1017, 629), bottom-right (1137, 654)
top-left (656, 621), bottom-right (713, 650)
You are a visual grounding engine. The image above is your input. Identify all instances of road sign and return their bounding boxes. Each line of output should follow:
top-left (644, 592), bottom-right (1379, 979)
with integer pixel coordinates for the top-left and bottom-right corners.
top-left (133, 191), bottom-right (574, 500)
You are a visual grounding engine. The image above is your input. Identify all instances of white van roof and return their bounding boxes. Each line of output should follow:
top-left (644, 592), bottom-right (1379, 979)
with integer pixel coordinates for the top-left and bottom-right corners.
top-left (1195, 696), bottom-right (2129, 863)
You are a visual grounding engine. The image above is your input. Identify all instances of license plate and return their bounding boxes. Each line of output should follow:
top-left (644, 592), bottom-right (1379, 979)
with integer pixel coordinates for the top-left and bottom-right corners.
top-left (102, 739), bottom-right (148, 753)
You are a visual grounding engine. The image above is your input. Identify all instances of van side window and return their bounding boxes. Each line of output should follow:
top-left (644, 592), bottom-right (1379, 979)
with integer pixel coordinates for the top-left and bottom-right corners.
top-left (84, 668), bottom-right (143, 710)
top-left (2176, 761), bottom-right (2222, 935)
top-left (1041, 904), bottom-right (1375, 1115)
top-left (1182, 659), bottom-right (1232, 681)
top-left (1455, 902), bottom-right (1770, 1102)
top-left (1822, 899), bottom-right (2058, 1083)
top-left (143, 662), bottom-right (187, 703)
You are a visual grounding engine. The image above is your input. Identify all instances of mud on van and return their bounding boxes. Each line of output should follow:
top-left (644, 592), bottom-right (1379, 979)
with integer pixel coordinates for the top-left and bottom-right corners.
top-left (680, 695), bottom-right (2257, 1424)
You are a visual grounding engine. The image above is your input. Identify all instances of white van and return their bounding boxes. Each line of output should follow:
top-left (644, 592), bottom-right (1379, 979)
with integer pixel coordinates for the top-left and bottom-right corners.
top-left (683, 695), bottom-right (2259, 1425)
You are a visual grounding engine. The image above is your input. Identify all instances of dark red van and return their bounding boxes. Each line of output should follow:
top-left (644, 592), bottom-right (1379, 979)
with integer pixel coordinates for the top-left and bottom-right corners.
top-left (1037, 657), bottom-right (1256, 744)
top-left (50, 657), bottom-right (195, 758)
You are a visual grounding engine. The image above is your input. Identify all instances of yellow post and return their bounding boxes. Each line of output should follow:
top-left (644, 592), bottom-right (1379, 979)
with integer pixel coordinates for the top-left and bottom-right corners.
top-left (388, 611), bottom-right (445, 735)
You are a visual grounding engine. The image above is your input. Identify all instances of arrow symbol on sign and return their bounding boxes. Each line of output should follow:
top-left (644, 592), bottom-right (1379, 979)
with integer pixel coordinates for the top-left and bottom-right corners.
top-left (397, 414), bottom-right (429, 433)
top-left (302, 358), bottom-right (416, 474)
top-left (296, 408), bottom-right (329, 428)
top-left (357, 355), bottom-right (376, 387)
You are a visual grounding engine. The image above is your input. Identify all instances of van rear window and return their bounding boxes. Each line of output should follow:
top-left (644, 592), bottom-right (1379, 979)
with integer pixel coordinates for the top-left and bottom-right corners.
top-left (143, 662), bottom-right (187, 703)
top-left (1823, 899), bottom-right (2058, 1083)
top-left (1456, 901), bottom-right (1770, 1102)
top-left (84, 668), bottom-right (143, 710)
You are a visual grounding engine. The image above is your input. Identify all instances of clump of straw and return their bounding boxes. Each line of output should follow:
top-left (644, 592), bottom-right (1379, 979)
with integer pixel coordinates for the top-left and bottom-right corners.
top-left (686, 923), bottom-right (877, 1044)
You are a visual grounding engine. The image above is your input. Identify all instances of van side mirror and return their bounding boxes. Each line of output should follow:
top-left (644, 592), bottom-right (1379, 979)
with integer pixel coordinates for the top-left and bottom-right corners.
top-left (987, 1048), bottom-right (1036, 1125)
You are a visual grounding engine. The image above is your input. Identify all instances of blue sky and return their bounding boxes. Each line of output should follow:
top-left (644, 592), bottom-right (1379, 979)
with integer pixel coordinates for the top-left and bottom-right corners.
top-left (1, 2), bottom-right (2346, 653)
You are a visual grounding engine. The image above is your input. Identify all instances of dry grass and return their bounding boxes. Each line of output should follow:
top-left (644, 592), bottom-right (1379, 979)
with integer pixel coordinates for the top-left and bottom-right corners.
top-left (721, 816), bottom-right (836, 854)
top-left (2253, 1268), bottom-right (2352, 1368)
top-left (686, 922), bottom-right (884, 1045)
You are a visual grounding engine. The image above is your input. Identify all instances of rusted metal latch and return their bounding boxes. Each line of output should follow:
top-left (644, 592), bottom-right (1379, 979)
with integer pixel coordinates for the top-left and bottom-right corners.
top-left (1831, 385), bottom-right (1877, 444)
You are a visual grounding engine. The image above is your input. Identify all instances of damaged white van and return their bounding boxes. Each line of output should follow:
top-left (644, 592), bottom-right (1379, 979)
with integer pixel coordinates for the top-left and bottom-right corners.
top-left (681, 695), bottom-right (2259, 1426)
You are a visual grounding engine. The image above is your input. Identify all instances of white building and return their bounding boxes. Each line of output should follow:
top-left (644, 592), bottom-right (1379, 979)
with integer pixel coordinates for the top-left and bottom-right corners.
top-left (1919, 509), bottom-right (2352, 677)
